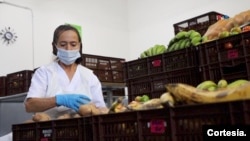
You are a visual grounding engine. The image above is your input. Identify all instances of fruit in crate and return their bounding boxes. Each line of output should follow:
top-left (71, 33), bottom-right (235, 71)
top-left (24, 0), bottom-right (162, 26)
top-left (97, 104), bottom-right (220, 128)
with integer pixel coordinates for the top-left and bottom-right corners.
top-left (217, 79), bottom-right (228, 88)
top-left (78, 102), bottom-right (108, 116)
top-left (140, 94), bottom-right (150, 102)
top-left (160, 92), bottom-right (175, 107)
top-left (109, 97), bottom-right (128, 113)
top-left (166, 30), bottom-right (201, 52)
top-left (242, 26), bottom-right (250, 32)
top-left (227, 79), bottom-right (249, 88)
top-left (127, 100), bottom-right (144, 110)
top-left (203, 9), bottom-right (250, 42)
top-left (139, 44), bottom-right (167, 58)
top-left (230, 26), bottom-right (242, 35)
top-left (196, 79), bottom-right (248, 91)
top-left (196, 80), bottom-right (218, 91)
top-left (142, 98), bottom-right (163, 109)
top-left (32, 112), bottom-right (51, 122)
top-left (224, 42), bottom-right (233, 49)
top-left (165, 79), bottom-right (250, 104)
top-left (218, 30), bottom-right (230, 39)
top-left (57, 113), bottom-right (72, 119)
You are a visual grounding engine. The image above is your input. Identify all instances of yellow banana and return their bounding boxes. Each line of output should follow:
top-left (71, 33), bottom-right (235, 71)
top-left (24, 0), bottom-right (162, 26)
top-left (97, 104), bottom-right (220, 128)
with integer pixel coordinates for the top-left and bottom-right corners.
top-left (160, 92), bottom-right (175, 107)
top-left (227, 79), bottom-right (249, 89)
top-left (196, 80), bottom-right (217, 90)
top-left (166, 82), bottom-right (250, 104)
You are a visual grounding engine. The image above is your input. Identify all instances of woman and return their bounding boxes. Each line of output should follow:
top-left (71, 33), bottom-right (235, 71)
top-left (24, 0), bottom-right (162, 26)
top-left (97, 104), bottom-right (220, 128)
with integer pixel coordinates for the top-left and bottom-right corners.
top-left (24, 24), bottom-right (108, 119)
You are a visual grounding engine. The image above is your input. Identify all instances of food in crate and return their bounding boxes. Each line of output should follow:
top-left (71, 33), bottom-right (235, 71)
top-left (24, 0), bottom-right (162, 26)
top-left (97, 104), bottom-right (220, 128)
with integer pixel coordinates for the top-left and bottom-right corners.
top-left (203, 9), bottom-right (250, 42)
top-left (166, 79), bottom-right (250, 105)
top-left (23, 102), bottom-right (109, 122)
top-left (108, 93), bottom-right (174, 113)
top-left (139, 44), bottom-right (167, 58)
top-left (167, 29), bottom-right (202, 52)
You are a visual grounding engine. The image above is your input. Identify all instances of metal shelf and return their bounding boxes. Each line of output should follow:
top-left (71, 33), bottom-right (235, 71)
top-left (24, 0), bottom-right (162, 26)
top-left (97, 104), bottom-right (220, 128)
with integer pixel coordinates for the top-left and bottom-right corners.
top-left (101, 82), bottom-right (126, 107)
top-left (0, 92), bottom-right (27, 102)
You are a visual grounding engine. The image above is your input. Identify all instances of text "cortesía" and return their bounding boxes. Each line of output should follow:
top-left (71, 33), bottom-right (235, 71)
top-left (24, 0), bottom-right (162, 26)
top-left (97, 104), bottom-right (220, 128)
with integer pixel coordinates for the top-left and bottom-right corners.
top-left (207, 129), bottom-right (246, 136)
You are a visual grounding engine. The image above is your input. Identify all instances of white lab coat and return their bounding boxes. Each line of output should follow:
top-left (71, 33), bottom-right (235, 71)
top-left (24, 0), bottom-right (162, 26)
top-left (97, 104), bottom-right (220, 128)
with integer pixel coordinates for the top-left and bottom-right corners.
top-left (26, 61), bottom-right (106, 119)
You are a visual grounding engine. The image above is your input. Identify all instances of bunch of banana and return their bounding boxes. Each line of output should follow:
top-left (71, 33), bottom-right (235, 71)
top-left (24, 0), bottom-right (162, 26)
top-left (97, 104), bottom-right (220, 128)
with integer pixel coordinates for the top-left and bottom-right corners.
top-left (140, 44), bottom-right (167, 58)
top-left (165, 80), bottom-right (250, 104)
top-left (196, 79), bottom-right (249, 91)
top-left (196, 80), bottom-right (218, 91)
top-left (166, 30), bottom-right (202, 52)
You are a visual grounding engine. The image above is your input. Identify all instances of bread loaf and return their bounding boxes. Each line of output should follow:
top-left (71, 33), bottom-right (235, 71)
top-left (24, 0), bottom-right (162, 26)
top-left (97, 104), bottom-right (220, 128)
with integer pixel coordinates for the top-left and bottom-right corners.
top-left (203, 19), bottom-right (230, 41)
top-left (203, 9), bottom-right (250, 42)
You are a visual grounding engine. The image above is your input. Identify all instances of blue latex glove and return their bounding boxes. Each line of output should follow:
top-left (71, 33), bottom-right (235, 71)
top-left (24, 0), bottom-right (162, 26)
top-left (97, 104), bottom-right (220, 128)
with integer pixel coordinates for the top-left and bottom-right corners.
top-left (55, 94), bottom-right (91, 111)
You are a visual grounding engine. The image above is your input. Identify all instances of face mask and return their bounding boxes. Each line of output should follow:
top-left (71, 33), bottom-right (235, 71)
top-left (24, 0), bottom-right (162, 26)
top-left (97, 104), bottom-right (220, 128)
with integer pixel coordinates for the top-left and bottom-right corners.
top-left (56, 47), bottom-right (81, 65)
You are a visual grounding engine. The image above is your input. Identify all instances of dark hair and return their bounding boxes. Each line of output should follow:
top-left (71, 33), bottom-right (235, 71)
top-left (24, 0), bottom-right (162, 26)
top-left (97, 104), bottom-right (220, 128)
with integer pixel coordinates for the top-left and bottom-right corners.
top-left (52, 24), bottom-right (83, 64)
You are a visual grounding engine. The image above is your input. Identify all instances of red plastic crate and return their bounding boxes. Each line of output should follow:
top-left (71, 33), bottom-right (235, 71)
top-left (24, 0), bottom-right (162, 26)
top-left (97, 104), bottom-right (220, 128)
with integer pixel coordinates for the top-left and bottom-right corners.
top-left (82, 53), bottom-right (125, 83)
top-left (198, 31), bottom-right (250, 83)
top-left (0, 76), bottom-right (6, 97)
top-left (173, 11), bottom-right (229, 35)
top-left (6, 70), bottom-right (33, 95)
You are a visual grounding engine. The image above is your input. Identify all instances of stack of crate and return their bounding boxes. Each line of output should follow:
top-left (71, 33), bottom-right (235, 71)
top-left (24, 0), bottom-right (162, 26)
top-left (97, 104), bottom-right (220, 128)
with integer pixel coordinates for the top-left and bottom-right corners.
top-left (0, 76), bottom-right (6, 97)
top-left (198, 31), bottom-right (250, 83)
top-left (173, 11), bottom-right (229, 36)
top-left (81, 53), bottom-right (125, 83)
top-left (10, 11), bottom-right (250, 141)
top-left (12, 99), bottom-right (250, 141)
top-left (6, 70), bottom-right (34, 96)
top-left (0, 70), bottom-right (34, 97)
top-left (124, 11), bottom-right (230, 102)
top-left (124, 11), bottom-right (228, 101)
top-left (123, 48), bottom-right (200, 102)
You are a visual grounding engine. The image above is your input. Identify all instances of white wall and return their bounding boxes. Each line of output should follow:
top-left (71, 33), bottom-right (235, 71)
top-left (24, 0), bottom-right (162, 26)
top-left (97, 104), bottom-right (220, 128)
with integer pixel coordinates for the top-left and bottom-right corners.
top-left (0, 2), bottom-right (33, 75)
top-left (127, 0), bottom-right (250, 60)
top-left (0, 0), bottom-right (249, 75)
top-left (0, 0), bottom-right (129, 76)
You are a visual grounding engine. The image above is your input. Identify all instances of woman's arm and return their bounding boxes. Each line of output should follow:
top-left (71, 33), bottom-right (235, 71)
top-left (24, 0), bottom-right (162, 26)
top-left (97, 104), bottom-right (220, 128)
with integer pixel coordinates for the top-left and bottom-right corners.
top-left (24, 97), bottom-right (56, 113)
